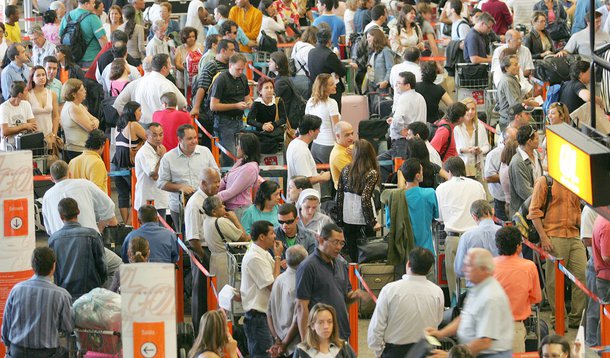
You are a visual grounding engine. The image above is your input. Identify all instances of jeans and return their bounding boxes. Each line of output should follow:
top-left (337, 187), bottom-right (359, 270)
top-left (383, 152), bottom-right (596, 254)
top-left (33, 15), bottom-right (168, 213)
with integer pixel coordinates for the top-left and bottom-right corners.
top-left (214, 115), bottom-right (243, 167)
top-left (191, 247), bottom-right (211, 334)
top-left (103, 248), bottom-right (123, 288)
top-left (244, 310), bottom-right (273, 358)
top-left (586, 258), bottom-right (600, 346)
top-left (445, 234), bottom-right (461, 306)
top-left (311, 142), bottom-right (333, 164)
top-left (545, 237), bottom-right (587, 325)
top-left (111, 164), bottom-right (131, 208)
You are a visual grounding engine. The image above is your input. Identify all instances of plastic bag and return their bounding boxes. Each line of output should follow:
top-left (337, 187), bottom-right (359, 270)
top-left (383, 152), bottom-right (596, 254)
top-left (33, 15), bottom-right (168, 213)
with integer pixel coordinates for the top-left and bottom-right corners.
top-left (73, 288), bottom-right (122, 331)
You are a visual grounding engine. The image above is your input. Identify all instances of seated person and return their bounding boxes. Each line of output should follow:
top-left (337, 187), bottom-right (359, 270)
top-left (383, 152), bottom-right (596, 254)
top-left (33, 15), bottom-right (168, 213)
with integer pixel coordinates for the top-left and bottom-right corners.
top-left (287, 175), bottom-right (313, 204)
top-left (246, 77), bottom-right (286, 154)
top-left (0, 81), bottom-right (37, 151)
top-left (559, 60), bottom-right (604, 113)
top-left (202, 196), bottom-right (249, 289)
top-left (240, 180), bottom-right (282, 234)
top-left (297, 188), bottom-right (334, 235)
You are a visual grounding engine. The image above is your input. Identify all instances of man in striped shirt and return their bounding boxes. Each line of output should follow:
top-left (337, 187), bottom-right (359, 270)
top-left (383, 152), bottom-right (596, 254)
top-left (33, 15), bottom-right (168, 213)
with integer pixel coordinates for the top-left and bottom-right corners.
top-left (1, 247), bottom-right (73, 357)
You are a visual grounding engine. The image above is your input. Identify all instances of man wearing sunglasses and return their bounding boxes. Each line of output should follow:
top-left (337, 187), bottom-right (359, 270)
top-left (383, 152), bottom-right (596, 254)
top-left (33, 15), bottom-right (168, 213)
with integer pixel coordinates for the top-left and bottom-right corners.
top-left (274, 203), bottom-right (317, 269)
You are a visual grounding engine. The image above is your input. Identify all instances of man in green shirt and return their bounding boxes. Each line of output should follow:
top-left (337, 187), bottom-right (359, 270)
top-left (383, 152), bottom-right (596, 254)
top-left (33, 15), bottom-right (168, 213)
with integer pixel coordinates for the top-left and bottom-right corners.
top-left (59, 0), bottom-right (108, 67)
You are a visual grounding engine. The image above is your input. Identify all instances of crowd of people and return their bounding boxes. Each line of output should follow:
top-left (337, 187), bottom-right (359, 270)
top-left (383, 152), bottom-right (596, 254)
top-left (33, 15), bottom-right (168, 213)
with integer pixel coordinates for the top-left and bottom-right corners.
top-left (1, 0), bottom-right (610, 356)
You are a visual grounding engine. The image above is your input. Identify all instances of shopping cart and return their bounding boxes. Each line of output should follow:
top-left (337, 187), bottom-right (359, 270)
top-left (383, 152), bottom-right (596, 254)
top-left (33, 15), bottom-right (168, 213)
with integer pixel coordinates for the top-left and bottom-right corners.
top-left (455, 63), bottom-right (491, 112)
top-left (73, 328), bottom-right (122, 357)
top-left (226, 242), bottom-right (250, 324)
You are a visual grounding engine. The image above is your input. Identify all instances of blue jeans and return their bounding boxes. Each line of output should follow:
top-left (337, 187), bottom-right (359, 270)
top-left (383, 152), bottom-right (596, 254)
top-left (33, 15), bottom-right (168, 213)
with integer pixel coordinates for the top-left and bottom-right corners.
top-left (214, 115), bottom-right (243, 167)
top-left (244, 310), bottom-right (273, 358)
top-left (585, 258), bottom-right (599, 346)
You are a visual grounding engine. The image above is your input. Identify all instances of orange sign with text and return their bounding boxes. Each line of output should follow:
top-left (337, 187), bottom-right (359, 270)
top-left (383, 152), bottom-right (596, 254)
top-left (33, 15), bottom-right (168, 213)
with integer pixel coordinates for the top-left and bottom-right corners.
top-left (134, 321), bottom-right (166, 358)
top-left (3, 198), bottom-right (28, 237)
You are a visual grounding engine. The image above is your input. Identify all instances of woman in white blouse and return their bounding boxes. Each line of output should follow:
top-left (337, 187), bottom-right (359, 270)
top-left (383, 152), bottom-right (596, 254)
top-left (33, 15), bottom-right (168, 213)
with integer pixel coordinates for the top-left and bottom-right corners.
top-left (258, 0), bottom-right (286, 42)
top-left (389, 4), bottom-right (425, 57)
top-left (306, 73), bottom-right (341, 164)
top-left (453, 97), bottom-right (490, 178)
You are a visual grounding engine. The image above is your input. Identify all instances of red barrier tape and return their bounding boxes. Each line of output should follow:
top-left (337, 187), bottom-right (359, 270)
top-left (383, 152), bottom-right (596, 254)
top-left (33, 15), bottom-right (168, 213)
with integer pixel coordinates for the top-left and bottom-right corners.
top-left (521, 239), bottom-right (610, 318)
top-left (482, 121), bottom-right (497, 134)
top-left (248, 63), bottom-right (271, 80)
top-left (34, 175), bottom-right (52, 181)
top-left (354, 268), bottom-right (378, 303)
top-left (192, 117), bottom-right (239, 161)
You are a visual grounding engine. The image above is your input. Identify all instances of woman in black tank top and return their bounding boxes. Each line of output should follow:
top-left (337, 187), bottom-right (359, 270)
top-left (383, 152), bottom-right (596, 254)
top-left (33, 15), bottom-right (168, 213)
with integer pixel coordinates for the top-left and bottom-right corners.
top-left (111, 101), bottom-right (146, 224)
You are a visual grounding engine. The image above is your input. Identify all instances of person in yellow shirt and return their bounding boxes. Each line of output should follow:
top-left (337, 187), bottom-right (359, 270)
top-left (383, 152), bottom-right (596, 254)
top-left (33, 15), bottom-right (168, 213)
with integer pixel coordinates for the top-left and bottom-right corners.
top-left (68, 129), bottom-right (109, 194)
top-left (329, 121), bottom-right (354, 189)
top-left (229, 0), bottom-right (263, 52)
top-left (4, 5), bottom-right (22, 44)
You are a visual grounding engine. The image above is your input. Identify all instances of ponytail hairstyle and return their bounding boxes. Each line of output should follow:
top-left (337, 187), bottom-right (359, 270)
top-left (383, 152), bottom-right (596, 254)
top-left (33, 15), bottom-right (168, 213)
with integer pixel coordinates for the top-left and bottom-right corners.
top-left (128, 236), bottom-right (149, 263)
top-left (122, 5), bottom-right (136, 39)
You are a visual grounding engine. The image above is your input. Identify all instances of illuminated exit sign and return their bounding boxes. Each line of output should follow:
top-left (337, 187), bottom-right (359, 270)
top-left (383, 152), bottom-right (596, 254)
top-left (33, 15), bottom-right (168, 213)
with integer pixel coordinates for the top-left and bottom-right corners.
top-left (546, 124), bottom-right (610, 207)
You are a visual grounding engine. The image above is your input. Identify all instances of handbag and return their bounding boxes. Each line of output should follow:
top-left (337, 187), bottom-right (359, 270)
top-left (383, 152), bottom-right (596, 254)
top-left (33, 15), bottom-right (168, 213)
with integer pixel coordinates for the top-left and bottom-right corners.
top-left (405, 336), bottom-right (442, 358)
top-left (283, 98), bottom-right (297, 148)
top-left (357, 235), bottom-right (389, 264)
top-left (102, 224), bottom-right (133, 255)
top-left (546, 7), bottom-right (570, 42)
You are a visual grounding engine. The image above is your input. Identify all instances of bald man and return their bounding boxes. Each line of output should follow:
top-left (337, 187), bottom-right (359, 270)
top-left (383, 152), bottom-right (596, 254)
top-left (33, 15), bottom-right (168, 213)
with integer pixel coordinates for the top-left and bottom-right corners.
top-left (491, 29), bottom-right (535, 88)
top-left (329, 122), bottom-right (355, 189)
top-left (427, 248), bottom-right (514, 356)
top-left (484, 126), bottom-right (518, 221)
top-left (184, 167), bottom-right (221, 332)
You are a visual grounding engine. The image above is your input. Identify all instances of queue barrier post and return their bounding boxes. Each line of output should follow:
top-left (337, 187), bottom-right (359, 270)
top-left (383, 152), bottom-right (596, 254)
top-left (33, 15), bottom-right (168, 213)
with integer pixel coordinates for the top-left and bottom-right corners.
top-left (348, 263), bottom-right (359, 355)
top-left (601, 304), bottom-right (610, 358)
top-left (555, 259), bottom-right (565, 336)
top-left (176, 234), bottom-right (185, 323)
top-left (207, 276), bottom-right (219, 311)
top-left (211, 137), bottom-right (221, 167)
top-left (103, 139), bottom-right (111, 196)
top-left (131, 168), bottom-right (139, 228)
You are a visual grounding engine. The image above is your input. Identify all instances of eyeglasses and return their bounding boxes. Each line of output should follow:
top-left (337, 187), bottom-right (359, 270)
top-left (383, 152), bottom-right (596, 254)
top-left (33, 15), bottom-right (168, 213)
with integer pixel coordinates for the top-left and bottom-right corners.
top-left (278, 218), bottom-right (296, 225)
top-left (327, 239), bottom-right (346, 247)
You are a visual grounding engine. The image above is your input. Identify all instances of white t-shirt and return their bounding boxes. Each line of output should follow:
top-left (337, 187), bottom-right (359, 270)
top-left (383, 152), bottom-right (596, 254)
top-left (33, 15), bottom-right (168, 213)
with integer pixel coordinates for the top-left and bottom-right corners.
top-left (186, 0), bottom-right (206, 43)
top-left (291, 41), bottom-right (314, 76)
top-left (286, 138), bottom-right (320, 193)
top-left (134, 141), bottom-right (169, 210)
top-left (0, 100), bottom-right (35, 150)
top-left (306, 98), bottom-right (340, 147)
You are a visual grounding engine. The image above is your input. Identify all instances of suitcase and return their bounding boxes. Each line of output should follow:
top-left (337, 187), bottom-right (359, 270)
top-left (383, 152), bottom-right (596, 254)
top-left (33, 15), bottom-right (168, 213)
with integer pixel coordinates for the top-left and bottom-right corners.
top-left (101, 224), bottom-right (133, 256)
top-left (524, 305), bottom-right (549, 352)
top-left (358, 263), bottom-right (395, 318)
top-left (358, 119), bottom-right (389, 155)
top-left (341, 95), bottom-right (369, 140)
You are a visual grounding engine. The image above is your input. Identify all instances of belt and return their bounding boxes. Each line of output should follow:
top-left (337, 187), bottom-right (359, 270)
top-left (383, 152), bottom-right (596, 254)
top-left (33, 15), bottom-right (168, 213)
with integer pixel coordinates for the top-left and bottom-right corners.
top-left (385, 343), bottom-right (414, 348)
top-left (246, 310), bottom-right (267, 317)
top-left (446, 231), bottom-right (462, 237)
top-left (9, 345), bottom-right (58, 354)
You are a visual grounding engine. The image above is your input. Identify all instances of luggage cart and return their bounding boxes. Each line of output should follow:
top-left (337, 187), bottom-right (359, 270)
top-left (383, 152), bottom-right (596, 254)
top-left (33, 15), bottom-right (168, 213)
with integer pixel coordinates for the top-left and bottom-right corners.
top-left (455, 63), bottom-right (491, 112)
top-left (73, 328), bottom-right (122, 357)
top-left (226, 242), bottom-right (250, 324)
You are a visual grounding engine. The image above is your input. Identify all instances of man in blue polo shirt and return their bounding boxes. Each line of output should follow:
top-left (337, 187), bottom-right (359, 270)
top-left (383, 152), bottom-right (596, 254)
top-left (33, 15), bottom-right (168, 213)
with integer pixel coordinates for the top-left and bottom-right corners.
top-left (463, 12), bottom-right (494, 64)
top-left (312, 0), bottom-right (345, 48)
top-left (295, 223), bottom-right (362, 340)
top-left (1, 44), bottom-right (30, 101)
top-left (59, 0), bottom-right (108, 67)
top-left (121, 205), bottom-right (179, 264)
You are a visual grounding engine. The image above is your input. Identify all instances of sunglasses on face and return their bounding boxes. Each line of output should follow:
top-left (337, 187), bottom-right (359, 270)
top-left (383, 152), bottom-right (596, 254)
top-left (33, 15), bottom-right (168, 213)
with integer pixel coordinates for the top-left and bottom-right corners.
top-left (278, 219), bottom-right (296, 225)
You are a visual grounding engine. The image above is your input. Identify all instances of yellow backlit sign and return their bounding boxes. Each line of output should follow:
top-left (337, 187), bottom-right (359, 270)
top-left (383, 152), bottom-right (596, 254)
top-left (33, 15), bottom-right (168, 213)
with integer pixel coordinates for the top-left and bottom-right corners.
top-left (546, 124), bottom-right (610, 207)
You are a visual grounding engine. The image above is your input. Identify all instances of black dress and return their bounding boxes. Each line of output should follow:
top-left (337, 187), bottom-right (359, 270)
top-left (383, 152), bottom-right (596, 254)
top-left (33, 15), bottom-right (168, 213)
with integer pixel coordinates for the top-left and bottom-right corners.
top-left (246, 98), bottom-right (287, 153)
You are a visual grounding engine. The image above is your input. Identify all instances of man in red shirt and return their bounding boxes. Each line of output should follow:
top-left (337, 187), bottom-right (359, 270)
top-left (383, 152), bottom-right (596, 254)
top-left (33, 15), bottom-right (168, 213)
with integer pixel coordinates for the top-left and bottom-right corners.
top-left (152, 92), bottom-right (193, 150)
top-left (493, 226), bottom-right (542, 353)
top-left (430, 102), bottom-right (467, 162)
top-left (481, 0), bottom-right (513, 35)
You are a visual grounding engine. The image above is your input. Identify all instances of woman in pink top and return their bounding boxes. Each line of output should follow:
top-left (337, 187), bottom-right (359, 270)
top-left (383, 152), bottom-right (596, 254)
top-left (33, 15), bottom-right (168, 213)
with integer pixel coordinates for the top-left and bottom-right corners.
top-left (109, 58), bottom-right (131, 96)
top-left (217, 133), bottom-right (262, 220)
top-left (42, 10), bottom-right (61, 46)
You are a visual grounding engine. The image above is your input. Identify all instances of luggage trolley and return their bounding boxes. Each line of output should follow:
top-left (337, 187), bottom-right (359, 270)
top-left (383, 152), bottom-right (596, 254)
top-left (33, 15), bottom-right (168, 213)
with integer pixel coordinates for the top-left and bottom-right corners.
top-left (226, 242), bottom-right (250, 324)
top-left (455, 63), bottom-right (491, 112)
top-left (72, 328), bottom-right (122, 357)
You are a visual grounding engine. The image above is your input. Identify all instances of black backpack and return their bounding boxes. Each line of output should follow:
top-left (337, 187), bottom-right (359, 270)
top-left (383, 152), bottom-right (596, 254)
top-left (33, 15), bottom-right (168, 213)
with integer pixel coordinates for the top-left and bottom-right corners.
top-left (535, 55), bottom-right (579, 85)
top-left (258, 30), bottom-right (278, 53)
top-left (60, 11), bottom-right (94, 63)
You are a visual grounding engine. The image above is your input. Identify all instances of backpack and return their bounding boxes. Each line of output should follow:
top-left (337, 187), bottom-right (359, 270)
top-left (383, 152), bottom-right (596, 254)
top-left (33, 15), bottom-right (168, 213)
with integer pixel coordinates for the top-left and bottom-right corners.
top-left (258, 30), bottom-right (278, 53)
top-left (542, 83), bottom-right (562, 116)
top-left (285, 78), bottom-right (307, 129)
top-left (535, 55), bottom-right (579, 85)
top-left (428, 121), bottom-right (453, 159)
top-left (60, 11), bottom-right (94, 63)
top-left (350, 33), bottom-right (370, 72)
top-left (513, 175), bottom-right (554, 244)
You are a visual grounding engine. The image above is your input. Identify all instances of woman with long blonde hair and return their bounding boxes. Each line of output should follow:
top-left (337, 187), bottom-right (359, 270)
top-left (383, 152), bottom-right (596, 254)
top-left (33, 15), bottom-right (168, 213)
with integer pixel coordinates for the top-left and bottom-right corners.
top-left (306, 73), bottom-right (341, 164)
top-left (541, 102), bottom-right (571, 170)
top-left (189, 310), bottom-right (238, 358)
top-left (293, 303), bottom-right (356, 358)
top-left (453, 97), bottom-right (490, 178)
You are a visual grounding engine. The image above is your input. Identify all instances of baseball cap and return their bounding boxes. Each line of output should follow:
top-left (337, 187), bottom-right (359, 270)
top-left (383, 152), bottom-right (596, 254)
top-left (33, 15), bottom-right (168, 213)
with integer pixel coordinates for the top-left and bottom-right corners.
top-left (509, 103), bottom-right (534, 117)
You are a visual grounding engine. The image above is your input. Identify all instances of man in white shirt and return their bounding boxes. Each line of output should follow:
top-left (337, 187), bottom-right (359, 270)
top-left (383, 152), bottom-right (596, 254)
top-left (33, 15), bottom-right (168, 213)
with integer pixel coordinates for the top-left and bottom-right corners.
top-left (363, 4), bottom-right (387, 33)
top-left (483, 126), bottom-right (517, 221)
top-left (368, 247), bottom-right (444, 358)
top-left (0, 81), bottom-right (37, 151)
top-left (241, 220), bottom-right (283, 357)
top-left (184, 167), bottom-right (221, 333)
top-left (146, 20), bottom-right (172, 58)
top-left (286, 114), bottom-right (332, 194)
top-left (390, 47), bottom-right (422, 92)
top-left (157, 124), bottom-right (218, 231)
top-left (185, 0), bottom-right (212, 43)
top-left (491, 30), bottom-right (534, 91)
top-left (134, 122), bottom-right (169, 217)
top-left (42, 161), bottom-right (118, 236)
top-left (435, 156), bottom-right (486, 304)
top-left (29, 26), bottom-right (56, 66)
top-left (114, 53), bottom-right (187, 123)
